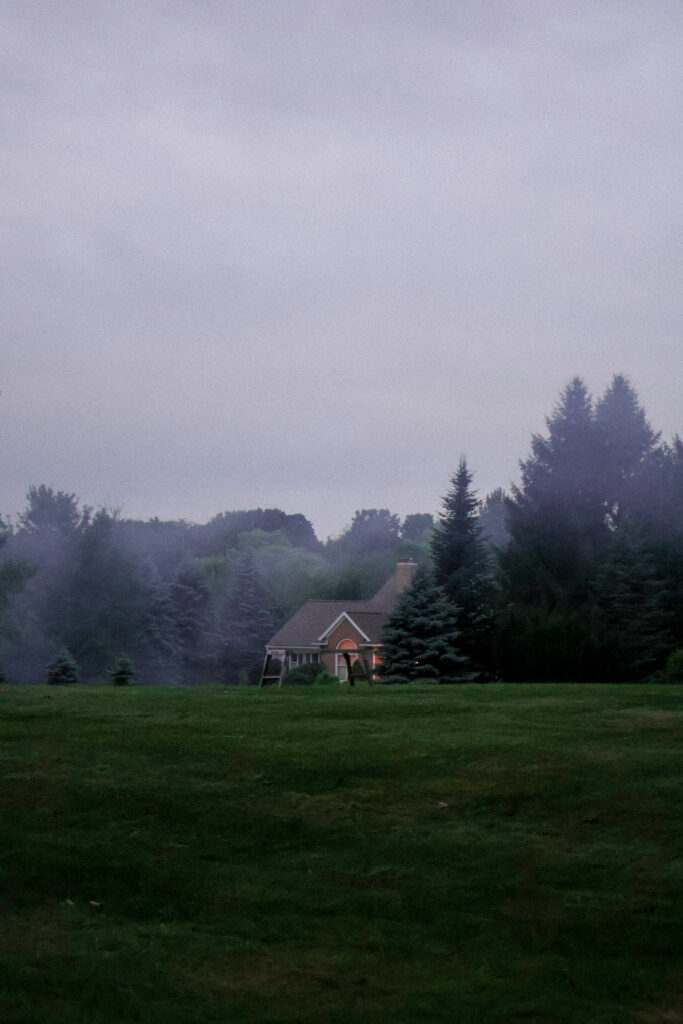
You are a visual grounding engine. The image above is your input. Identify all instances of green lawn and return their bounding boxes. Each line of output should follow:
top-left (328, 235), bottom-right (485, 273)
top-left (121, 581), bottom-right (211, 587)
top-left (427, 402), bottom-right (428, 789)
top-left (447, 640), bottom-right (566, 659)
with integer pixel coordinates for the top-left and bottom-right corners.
top-left (1, 683), bottom-right (682, 1024)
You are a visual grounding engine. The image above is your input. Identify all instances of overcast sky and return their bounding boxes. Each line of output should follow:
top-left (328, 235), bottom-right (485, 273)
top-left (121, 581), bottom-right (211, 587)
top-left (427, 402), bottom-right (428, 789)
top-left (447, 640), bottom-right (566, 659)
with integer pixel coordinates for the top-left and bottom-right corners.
top-left (3, 1), bottom-right (682, 539)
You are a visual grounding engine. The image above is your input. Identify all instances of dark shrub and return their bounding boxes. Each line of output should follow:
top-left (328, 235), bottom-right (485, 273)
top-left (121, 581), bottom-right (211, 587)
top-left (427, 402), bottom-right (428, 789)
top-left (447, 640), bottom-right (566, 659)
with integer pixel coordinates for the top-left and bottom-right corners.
top-left (281, 661), bottom-right (322, 686)
top-left (46, 650), bottom-right (80, 686)
top-left (109, 656), bottom-right (134, 686)
top-left (314, 670), bottom-right (339, 686)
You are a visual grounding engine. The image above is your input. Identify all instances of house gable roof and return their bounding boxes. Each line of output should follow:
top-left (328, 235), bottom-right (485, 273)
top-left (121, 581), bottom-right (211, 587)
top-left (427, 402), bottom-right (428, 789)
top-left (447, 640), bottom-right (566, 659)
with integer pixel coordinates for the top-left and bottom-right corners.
top-left (265, 561), bottom-right (417, 650)
top-left (318, 611), bottom-right (371, 643)
top-left (266, 600), bottom-right (363, 649)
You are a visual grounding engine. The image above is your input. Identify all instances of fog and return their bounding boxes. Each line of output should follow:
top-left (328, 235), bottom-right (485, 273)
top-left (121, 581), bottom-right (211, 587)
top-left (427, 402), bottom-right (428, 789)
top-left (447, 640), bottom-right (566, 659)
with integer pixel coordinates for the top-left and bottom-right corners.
top-left (2, 1), bottom-right (682, 537)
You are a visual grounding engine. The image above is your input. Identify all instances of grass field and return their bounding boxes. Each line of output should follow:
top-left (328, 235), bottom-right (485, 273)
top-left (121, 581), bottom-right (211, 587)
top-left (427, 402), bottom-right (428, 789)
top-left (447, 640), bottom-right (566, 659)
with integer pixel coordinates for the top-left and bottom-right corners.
top-left (1, 683), bottom-right (682, 1024)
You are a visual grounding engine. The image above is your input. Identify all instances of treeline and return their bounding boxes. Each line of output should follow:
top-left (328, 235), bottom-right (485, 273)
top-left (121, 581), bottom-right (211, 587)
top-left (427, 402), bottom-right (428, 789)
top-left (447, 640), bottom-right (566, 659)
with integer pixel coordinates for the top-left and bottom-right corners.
top-left (0, 496), bottom-right (434, 684)
top-left (381, 375), bottom-right (683, 683)
top-left (1, 373), bottom-right (681, 685)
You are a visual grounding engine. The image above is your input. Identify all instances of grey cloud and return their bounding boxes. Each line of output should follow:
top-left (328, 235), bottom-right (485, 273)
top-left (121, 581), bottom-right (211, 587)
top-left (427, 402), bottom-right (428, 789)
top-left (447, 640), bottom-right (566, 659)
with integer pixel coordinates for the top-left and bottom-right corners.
top-left (2, 1), bottom-right (682, 538)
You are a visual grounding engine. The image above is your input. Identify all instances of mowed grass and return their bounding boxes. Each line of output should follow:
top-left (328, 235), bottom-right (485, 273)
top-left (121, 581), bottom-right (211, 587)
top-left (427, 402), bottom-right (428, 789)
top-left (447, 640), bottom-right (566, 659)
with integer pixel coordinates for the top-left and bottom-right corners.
top-left (1, 684), bottom-right (682, 1024)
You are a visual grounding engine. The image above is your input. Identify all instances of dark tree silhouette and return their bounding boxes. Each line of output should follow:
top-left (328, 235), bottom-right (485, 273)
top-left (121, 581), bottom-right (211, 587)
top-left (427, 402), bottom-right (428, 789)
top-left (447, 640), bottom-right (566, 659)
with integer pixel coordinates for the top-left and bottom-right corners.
top-left (380, 569), bottom-right (467, 682)
top-left (432, 458), bottom-right (496, 677)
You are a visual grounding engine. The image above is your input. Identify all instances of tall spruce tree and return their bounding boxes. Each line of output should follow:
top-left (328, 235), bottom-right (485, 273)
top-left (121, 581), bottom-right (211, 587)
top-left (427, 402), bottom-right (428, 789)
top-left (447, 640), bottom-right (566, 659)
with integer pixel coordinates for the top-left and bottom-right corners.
top-left (169, 563), bottom-right (214, 680)
top-left (0, 523), bottom-right (33, 642)
top-left (56, 510), bottom-right (155, 680)
top-left (478, 488), bottom-right (510, 550)
top-left (497, 374), bottom-right (678, 681)
top-left (380, 569), bottom-right (467, 682)
top-left (594, 374), bottom-right (659, 528)
top-left (431, 458), bottom-right (495, 677)
top-left (222, 552), bottom-right (274, 684)
top-left (590, 523), bottom-right (671, 680)
top-left (655, 438), bottom-right (683, 651)
top-left (502, 377), bottom-right (607, 607)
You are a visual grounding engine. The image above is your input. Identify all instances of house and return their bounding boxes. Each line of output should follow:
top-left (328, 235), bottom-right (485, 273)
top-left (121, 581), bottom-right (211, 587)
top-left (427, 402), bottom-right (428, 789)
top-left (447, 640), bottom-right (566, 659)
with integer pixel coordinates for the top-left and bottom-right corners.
top-left (260, 559), bottom-right (418, 685)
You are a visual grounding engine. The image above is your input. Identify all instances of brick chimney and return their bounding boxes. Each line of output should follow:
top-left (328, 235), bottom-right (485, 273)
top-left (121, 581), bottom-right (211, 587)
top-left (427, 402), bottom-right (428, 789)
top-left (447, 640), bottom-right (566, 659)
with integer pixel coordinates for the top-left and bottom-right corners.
top-left (395, 559), bottom-right (418, 595)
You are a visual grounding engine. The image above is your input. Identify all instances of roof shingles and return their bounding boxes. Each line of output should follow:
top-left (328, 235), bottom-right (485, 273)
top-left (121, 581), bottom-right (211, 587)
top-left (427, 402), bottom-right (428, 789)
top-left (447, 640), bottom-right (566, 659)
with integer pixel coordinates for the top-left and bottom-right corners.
top-left (266, 563), bottom-right (416, 649)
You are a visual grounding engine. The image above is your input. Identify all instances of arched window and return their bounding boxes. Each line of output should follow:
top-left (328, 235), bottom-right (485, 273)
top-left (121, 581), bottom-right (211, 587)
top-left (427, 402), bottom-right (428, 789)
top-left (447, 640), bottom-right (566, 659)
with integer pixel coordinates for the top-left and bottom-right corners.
top-left (335, 638), bottom-right (358, 681)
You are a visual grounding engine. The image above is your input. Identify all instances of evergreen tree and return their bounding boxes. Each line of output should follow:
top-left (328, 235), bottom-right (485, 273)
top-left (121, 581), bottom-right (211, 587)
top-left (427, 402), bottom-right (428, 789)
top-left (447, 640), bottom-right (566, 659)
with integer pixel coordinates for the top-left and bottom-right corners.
top-left (498, 375), bottom-right (677, 681)
top-left (0, 523), bottom-right (34, 641)
top-left (495, 603), bottom-right (598, 683)
top-left (478, 488), bottom-right (510, 550)
top-left (594, 374), bottom-right (659, 528)
top-left (590, 524), bottom-right (671, 681)
top-left (502, 377), bottom-right (607, 607)
top-left (222, 552), bottom-right (275, 684)
top-left (431, 458), bottom-right (496, 676)
top-left (46, 648), bottom-right (80, 685)
top-left (432, 458), bottom-right (481, 575)
top-left (56, 510), bottom-right (154, 680)
top-left (654, 438), bottom-right (683, 650)
top-left (380, 569), bottom-right (467, 682)
top-left (108, 656), bottom-right (134, 686)
top-left (169, 563), bottom-right (214, 679)
top-left (140, 574), bottom-right (182, 684)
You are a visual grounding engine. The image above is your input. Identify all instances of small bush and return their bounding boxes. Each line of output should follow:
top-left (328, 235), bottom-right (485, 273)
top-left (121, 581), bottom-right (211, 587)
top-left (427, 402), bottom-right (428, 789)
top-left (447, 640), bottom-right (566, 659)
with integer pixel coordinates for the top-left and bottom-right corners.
top-left (109, 656), bottom-right (134, 686)
top-left (377, 674), bottom-right (411, 685)
top-left (314, 670), bottom-right (339, 686)
top-left (46, 649), bottom-right (80, 686)
top-left (281, 662), bottom-right (322, 686)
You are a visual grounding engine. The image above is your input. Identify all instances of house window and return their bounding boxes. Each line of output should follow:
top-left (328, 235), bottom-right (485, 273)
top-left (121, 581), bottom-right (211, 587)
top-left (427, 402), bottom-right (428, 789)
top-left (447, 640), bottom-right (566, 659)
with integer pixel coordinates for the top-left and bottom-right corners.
top-left (335, 639), bottom-right (358, 681)
top-left (287, 652), bottom-right (319, 669)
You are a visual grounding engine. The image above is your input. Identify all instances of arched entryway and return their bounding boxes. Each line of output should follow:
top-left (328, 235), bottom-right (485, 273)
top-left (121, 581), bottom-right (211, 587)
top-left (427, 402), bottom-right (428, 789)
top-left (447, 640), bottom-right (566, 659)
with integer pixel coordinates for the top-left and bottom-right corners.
top-left (335, 638), bottom-right (358, 681)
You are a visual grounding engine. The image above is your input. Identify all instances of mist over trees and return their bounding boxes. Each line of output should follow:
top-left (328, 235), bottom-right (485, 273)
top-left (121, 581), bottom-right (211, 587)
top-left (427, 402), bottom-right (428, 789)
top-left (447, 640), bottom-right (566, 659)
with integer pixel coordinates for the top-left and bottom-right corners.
top-left (0, 490), bottom-right (434, 684)
top-left (0, 374), bottom-right (680, 685)
top-left (497, 375), bottom-right (682, 681)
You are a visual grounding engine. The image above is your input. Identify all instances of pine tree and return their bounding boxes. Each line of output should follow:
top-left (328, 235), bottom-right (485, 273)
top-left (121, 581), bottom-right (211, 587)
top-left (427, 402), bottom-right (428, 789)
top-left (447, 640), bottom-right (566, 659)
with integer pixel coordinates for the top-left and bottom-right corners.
top-left (46, 649), bottom-right (80, 685)
top-left (498, 375), bottom-right (678, 680)
top-left (380, 569), bottom-right (467, 682)
top-left (56, 510), bottom-right (154, 680)
top-left (169, 563), bottom-right (214, 678)
top-left (431, 458), bottom-right (495, 676)
top-left (502, 377), bottom-right (607, 607)
top-left (0, 528), bottom-right (34, 641)
top-left (594, 374), bottom-right (659, 528)
top-left (432, 458), bottom-right (481, 576)
top-left (591, 524), bottom-right (671, 680)
top-left (109, 656), bottom-right (134, 686)
top-left (478, 488), bottom-right (510, 550)
top-left (222, 552), bottom-right (275, 684)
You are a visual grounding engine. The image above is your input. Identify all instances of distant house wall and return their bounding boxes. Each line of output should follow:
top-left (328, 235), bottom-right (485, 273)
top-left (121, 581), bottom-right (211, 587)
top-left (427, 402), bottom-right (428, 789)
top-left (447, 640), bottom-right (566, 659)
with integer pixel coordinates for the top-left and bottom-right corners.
top-left (320, 618), bottom-right (363, 677)
top-left (322, 618), bottom-right (382, 679)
